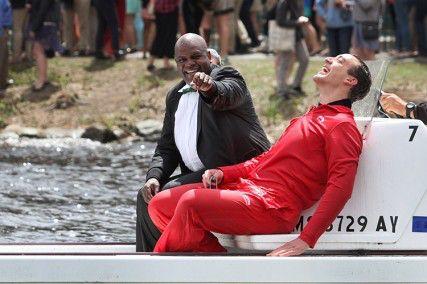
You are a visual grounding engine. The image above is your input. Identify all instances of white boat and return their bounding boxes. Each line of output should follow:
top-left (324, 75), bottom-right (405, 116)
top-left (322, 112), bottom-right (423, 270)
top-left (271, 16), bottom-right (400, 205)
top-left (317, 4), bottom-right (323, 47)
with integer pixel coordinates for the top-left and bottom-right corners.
top-left (2, 61), bottom-right (427, 283)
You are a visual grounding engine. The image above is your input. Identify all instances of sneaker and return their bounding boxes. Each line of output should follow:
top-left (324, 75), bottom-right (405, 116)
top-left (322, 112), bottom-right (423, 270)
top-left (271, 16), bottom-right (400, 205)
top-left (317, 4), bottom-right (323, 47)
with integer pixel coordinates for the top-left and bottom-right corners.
top-left (114, 49), bottom-right (125, 61)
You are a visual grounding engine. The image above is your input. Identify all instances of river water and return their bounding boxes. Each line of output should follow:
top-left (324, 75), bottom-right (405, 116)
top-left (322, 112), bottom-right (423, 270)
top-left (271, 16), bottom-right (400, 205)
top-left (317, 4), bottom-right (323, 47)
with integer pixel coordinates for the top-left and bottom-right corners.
top-left (0, 137), bottom-right (155, 243)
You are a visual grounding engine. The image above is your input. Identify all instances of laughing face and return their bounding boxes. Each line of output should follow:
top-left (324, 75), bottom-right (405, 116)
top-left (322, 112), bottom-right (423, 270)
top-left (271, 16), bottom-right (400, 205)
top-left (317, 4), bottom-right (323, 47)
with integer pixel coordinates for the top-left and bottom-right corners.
top-left (175, 43), bottom-right (212, 84)
top-left (313, 54), bottom-right (360, 87)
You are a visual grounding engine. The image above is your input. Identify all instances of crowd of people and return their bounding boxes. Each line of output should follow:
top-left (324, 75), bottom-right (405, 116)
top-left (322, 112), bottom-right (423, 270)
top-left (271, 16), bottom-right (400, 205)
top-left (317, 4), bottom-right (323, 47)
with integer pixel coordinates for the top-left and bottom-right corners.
top-left (0, 0), bottom-right (426, 98)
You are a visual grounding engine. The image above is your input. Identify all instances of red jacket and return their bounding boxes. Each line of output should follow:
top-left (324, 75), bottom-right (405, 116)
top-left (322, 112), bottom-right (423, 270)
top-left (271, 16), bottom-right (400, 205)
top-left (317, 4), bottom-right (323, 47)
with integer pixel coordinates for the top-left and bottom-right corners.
top-left (219, 104), bottom-right (363, 247)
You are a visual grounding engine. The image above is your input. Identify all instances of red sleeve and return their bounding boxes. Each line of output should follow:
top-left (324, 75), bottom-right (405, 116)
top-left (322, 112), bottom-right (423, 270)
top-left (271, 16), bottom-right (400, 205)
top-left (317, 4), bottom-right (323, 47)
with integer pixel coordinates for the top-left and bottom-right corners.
top-left (219, 146), bottom-right (274, 184)
top-left (299, 122), bottom-right (363, 248)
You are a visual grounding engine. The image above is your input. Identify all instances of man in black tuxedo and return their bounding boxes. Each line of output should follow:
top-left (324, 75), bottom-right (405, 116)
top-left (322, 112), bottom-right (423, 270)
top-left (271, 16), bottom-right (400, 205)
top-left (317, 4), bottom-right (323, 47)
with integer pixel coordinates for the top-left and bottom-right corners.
top-left (136, 33), bottom-right (270, 252)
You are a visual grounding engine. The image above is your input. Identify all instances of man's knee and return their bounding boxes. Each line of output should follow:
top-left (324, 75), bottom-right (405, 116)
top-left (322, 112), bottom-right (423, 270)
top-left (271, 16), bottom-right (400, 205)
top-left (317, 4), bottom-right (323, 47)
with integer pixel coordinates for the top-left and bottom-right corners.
top-left (174, 189), bottom-right (202, 214)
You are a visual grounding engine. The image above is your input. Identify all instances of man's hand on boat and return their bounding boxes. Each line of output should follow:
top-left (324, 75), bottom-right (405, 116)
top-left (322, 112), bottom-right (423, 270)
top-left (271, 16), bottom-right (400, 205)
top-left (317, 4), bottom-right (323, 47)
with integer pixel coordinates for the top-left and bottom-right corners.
top-left (202, 169), bottom-right (223, 188)
top-left (267, 238), bottom-right (309, 257)
top-left (380, 91), bottom-right (412, 118)
top-left (141, 178), bottom-right (160, 203)
top-left (190, 72), bottom-right (215, 93)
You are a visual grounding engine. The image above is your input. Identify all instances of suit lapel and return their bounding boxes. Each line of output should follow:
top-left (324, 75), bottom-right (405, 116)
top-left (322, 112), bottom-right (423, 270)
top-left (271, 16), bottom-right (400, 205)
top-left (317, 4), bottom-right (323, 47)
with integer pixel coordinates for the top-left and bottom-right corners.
top-left (197, 96), bottom-right (202, 139)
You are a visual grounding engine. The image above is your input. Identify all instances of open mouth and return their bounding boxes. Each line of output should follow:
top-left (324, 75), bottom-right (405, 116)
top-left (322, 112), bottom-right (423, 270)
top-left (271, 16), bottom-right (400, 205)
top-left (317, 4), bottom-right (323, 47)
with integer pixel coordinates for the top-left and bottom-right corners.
top-left (184, 69), bottom-right (199, 76)
top-left (319, 65), bottom-right (330, 75)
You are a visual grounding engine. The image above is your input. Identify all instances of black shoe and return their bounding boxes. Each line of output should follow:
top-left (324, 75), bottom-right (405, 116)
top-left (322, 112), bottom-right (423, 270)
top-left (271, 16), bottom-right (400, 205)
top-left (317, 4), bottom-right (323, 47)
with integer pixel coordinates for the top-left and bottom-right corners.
top-left (95, 52), bottom-right (110, 60)
top-left (147, 64), bottom-right (156, 72)
top-left (77, 50), bottom-right (90, 57)
top-left (62, 49), bottom-right (72, 57)
top-left (31, 81), bottom-right (51, 92)
top-left (277, 90), bottom-right (290, 100)
top-left (250, 41), bottom-right (261, 48)
top-left (291, 86), bottom-right (306, 97)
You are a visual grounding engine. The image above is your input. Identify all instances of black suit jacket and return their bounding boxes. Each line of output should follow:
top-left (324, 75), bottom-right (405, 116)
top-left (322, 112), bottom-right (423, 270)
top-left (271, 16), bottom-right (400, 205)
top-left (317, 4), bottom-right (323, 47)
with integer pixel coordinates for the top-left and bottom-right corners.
top-left (146, 65), bottom-right (271, 186)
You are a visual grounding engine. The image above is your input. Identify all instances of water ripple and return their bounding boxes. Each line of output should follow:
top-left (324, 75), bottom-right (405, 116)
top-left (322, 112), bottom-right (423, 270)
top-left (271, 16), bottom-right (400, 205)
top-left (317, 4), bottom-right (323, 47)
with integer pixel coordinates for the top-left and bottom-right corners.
top-left (0, 137), bottom-right (155, 243)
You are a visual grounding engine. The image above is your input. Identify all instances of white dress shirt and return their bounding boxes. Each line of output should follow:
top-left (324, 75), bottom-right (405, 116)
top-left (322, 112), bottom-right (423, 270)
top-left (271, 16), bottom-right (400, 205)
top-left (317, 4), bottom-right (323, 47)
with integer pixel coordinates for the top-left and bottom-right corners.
top-left (174, 84), bottom-right (205, 172)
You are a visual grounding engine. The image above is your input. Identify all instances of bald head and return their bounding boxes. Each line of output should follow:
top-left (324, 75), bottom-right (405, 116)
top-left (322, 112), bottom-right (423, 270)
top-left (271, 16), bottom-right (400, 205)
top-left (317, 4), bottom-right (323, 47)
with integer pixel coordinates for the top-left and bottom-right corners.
top-left (175, 33), bottom-right (208, 54)
top-left (174, 33), bottom-right (212, 84)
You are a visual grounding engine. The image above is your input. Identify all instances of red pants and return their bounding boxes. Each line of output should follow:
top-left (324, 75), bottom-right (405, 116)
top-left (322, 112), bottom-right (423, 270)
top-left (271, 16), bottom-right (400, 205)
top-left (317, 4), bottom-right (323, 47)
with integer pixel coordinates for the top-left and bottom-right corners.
top-left (148, 183), bottom-right (292, 253)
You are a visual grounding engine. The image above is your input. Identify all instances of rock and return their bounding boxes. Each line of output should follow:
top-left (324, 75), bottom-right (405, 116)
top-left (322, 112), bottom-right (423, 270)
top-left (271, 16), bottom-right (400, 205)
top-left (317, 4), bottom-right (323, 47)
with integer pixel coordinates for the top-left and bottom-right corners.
top-left (43, 128), bottom-right (84, 139)
top-left (122, 134), bottom-right (142, 143)
top-left (81, 125), bottom-right (118, 143)
top-left (3, 124), bottom-right (45, 138)
top-left (0, 131), bottom-right (19, 139)
top-left (135, 119), bottom-right (162, 142)
top-left (112, 127), bottom-right (131, 140)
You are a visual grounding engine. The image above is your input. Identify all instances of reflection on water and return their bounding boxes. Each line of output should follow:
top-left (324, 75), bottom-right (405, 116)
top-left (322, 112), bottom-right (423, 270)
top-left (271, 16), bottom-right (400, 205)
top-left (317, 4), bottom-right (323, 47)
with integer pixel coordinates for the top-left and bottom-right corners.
top-left (0, 137), bottom-right (155, 243)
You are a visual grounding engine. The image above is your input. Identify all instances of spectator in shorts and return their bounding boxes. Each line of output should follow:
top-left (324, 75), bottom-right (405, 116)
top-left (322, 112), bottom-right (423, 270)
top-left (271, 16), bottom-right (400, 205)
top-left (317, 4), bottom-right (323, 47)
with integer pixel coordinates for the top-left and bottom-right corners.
top-left (352, 0), bottom-right (384, 60)
top-left (124, 0), bottom-right (141, 53)
top-left (146, 0), bottom-right (180, 71)
top-left (316, 0), bottom-right (353, 56)
top-left (0, 0), bottom-right (12, 98)
top-left (302, 0), bottom-right (322, 55)
top-left (28, 0), bottom-right (63, 91)
top-left (275, 0), bottom-right (309, 99)
top-left (200, 0), bottom-right (234, 60)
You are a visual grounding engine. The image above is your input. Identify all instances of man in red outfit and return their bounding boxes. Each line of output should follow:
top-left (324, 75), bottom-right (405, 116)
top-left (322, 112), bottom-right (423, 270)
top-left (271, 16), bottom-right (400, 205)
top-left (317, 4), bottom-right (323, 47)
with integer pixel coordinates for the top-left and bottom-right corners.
top-left (148, 54), bottom-right (372, 256)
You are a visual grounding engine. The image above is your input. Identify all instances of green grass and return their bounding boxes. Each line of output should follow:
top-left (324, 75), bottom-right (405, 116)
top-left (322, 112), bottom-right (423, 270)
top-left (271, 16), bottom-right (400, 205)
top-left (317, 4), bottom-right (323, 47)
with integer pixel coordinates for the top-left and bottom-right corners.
top-left (384, 61), bottom-right (427, 95)
top-left (0, 100), bottom-right (16, 128)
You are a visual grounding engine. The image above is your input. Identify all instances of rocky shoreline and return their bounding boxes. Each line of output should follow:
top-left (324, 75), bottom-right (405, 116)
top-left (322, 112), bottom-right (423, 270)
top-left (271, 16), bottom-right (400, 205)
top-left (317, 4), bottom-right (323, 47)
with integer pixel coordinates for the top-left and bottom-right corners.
top-left (0, 119), bottom-right (163, 144)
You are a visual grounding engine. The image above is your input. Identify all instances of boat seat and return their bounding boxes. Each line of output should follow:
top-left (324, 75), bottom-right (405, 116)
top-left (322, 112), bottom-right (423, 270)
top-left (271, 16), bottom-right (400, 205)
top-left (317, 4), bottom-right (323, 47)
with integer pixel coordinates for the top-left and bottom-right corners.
top-left (217, 118), bottom-right (427, 251)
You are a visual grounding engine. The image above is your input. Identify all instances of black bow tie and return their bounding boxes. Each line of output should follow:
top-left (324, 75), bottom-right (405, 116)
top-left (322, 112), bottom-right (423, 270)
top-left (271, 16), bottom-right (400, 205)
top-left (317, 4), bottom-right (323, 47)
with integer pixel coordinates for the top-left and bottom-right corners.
top-left (180, 87), bottom-right (197, 95)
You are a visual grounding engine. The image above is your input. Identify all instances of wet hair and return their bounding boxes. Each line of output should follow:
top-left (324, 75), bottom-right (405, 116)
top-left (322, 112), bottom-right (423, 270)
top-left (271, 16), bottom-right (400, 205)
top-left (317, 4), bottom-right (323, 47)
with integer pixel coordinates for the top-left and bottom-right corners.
top-left (347, 55), bottom-right (372, 102)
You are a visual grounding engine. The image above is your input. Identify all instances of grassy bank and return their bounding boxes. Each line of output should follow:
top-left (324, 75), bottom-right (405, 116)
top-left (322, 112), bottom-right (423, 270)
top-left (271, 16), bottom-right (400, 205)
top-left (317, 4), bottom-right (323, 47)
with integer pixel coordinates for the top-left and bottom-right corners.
top-left (2, 56), bottom-right (427, 140)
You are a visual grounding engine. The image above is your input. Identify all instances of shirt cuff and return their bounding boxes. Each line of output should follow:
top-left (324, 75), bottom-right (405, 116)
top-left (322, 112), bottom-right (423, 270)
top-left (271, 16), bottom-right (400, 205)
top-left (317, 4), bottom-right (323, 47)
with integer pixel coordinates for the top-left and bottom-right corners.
top-left (146, 168), bottom-right (162, 183)
top-left (299, 232), bottom-right (316, 249)
top-left (218, 165), bottom-right (242, 184)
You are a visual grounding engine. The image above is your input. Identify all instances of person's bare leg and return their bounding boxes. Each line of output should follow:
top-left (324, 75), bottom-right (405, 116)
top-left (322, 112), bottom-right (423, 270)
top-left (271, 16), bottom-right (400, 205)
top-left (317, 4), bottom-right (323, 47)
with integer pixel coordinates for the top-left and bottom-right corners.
top-left (303, 23), bottom-right (321, 54)
top-left (216, 13), bottom-right (231, 57)
top-left (147, 55), bottom-right (155, 68)
top-left (125, 14), bottom-right (136, 49)
top-left (32, 42), bottom-right (48, 88)
top-left (143, 21), bottom-right (156, 58)
top-left (178, 10), bottom-right (186, 35)
top-left (163, 57), bottom-right (172, 69)
top-left (200, 12), bottom-right (213, 45)
top-left (250, 11), bottom-right (260, 41)
top-left (364, 49), bottom-right (375, 60)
